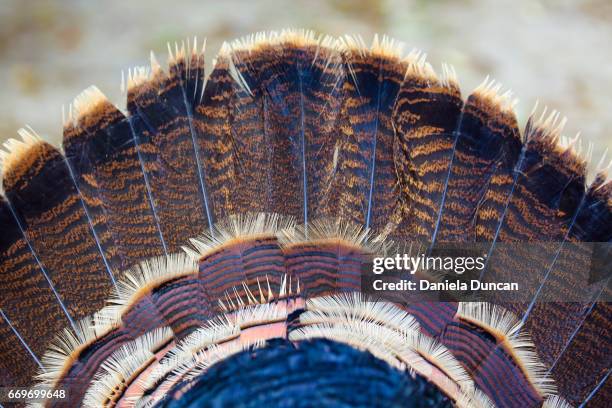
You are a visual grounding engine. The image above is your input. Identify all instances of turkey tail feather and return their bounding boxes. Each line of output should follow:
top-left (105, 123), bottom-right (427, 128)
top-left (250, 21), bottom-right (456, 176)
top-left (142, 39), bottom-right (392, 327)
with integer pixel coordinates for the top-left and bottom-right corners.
top-left (125, 44), bottom-right (212, 253)
top-left (391, 55), bottom-right (463, 241)
top-left (322, 35), bottom-right (406, 232)
top-left (435, 78), bottom-right (521, 243)
top-left (2, 132), bottom-right (116, 319)
top-left (0, 197), bottom-right (71, 378)
top-left (63, 87), bottom-right (167, 271)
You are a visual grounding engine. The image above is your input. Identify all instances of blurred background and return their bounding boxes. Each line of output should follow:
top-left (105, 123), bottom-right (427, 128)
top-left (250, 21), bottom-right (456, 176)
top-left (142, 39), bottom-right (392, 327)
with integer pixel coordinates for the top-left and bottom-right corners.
top-left (1, 0), bottom-right (610, 173)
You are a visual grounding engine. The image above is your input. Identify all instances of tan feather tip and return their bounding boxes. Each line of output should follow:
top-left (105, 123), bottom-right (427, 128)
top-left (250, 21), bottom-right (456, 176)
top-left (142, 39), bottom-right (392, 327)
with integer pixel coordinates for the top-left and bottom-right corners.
top-left (336, 34), bottom-right (368, 57)
top-left (122, 66), bottom-right (152, 93)
top-left (593, 149), bottom-right (612, 181)
top-left (370, 34), bottom-right (405, 59)
top-left (167, 40), bottom-right (187, 65)
top-left (404, 49), bottom-right (440, 84)
top-left (526, 102), bottom-right (568, 142)
top-left (473, 76), bottom-right (518, 113)
top-left (559, 132), bottom-right (589, 173)
top-left (337, 34), bottom-right (405, 61)
top-left (187, 36), bottom-right (206, 59)
top-left (527, 102), bottom-right (591, 178)
top-left (440, 63), bottom-right (459, 89)
top-left (277, 28), bottom-right (319, 47)
top-left (278, 29), bottom-right (338, 63)
top-left (71, 85), bottom-right (112, 124)
top-left (0, 127), bottom-right (44, 183)
top-left (231, 31), bottom-right (279, 53)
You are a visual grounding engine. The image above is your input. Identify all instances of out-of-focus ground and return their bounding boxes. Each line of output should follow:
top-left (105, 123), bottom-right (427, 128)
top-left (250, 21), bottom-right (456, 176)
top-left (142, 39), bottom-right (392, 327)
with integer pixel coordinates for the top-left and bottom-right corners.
top-left (1, 0), bottom-right (610, 174)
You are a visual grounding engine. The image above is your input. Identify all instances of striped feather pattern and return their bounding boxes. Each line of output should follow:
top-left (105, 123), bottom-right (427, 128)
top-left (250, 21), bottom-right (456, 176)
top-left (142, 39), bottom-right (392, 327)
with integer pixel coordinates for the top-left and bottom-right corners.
top-left (391, 59), bottom-right (463, 240)
top-left (435, 83), bottom-right (521, 243)
top-left (127, 45), bottom-right (213, 251)
top-left (63, 90), bottom-right (166, 272)
top-left (2, 140), bottom-right (115, 319)
top-left (0, 310), bottom-right (40, 388)
top-left (197, 236), bottom-right (286, 312)
top-left (193, 48), bottom-right (243, 218)
top-left (321, 36), bottom-right (406, 231)
top-left (550, 300), bottom-right (611, 406)
top-left (283, 240), bottom-right (368, 297)
top-left (0, 197), bottom-right (69, 376)
top-left (0, 30), bottom-right (609, 407)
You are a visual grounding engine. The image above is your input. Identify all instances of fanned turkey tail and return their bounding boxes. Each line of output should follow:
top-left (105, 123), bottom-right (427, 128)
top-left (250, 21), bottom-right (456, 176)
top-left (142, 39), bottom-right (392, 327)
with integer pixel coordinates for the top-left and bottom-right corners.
top-left (0, 30), bottom-right (610, 408)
